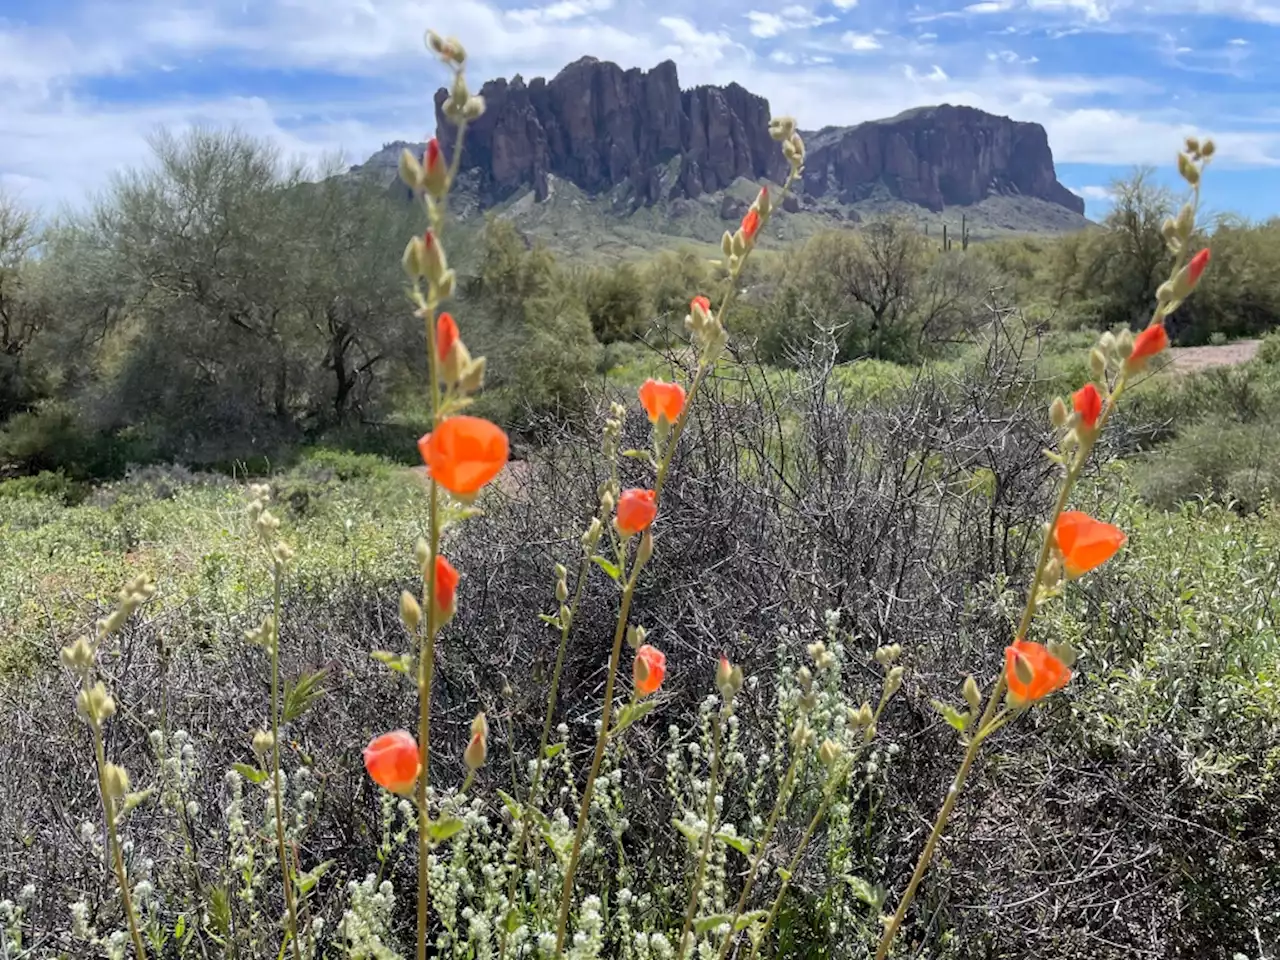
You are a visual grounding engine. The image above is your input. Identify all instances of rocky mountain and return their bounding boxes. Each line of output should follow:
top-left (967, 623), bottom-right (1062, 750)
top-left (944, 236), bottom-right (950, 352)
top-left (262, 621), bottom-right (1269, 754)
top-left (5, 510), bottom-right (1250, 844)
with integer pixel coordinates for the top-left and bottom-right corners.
top-left (415, 57), bottom-right (1083, 219)
top-left (348, 59), bottom-right (1089, 259)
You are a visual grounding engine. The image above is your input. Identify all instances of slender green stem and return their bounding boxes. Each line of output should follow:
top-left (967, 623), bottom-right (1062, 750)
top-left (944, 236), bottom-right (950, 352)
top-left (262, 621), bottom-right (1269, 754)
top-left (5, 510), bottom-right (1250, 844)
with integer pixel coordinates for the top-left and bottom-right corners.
top-left (498, 553), bottom-right (590, 960)
top-left (411, 86), bottom-right (471, 960)
top-left (416, 282), bottom-right (443, 960)
top-left (94, 728), bottom-right (147, 960)
top-left (268, 566), bottom-right (303, 960)
top-left (872, 376), bottom-right (1128, 960)
top-left (675, 707), bottom-right (726, 960)
top-left (552, 554), bottom-right (640, 955)
top-left (714, 746), bottom-right (803, 960)
top-left (748, 766), bottom-right (849, 960)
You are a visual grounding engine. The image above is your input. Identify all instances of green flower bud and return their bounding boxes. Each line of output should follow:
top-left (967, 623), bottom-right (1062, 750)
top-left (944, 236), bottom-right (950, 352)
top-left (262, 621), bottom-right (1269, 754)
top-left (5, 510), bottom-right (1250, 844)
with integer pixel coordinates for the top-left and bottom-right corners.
top-left (400, 591), bottom-right (423, 632)
top-left (1049, 397), bottom-right (1068, 429)
top-left (102, 763), bottom-right (130, 800)
top-left (963, 675), bottom-right (982, 714)
top-left (252, 729), bottom-right (275, 760)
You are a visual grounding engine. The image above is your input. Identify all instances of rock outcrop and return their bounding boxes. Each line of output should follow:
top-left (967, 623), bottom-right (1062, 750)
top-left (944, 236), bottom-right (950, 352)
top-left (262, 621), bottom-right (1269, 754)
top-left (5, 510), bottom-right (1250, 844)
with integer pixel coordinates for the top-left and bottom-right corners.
top-left (799, 105), bottom-right (1084, 214)
top-left (432, 57), bottom-right (786, 207)
top-left (411, 58), bottom-right (1082, 216)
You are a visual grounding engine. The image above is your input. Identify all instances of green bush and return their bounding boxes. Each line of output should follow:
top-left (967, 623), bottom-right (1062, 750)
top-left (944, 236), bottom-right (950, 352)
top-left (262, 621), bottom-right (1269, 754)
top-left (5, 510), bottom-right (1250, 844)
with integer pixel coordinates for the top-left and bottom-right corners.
top-left (0, 470), bottom-right (89, 506)
top-left (1134, 414), bottom-right (1279, 511)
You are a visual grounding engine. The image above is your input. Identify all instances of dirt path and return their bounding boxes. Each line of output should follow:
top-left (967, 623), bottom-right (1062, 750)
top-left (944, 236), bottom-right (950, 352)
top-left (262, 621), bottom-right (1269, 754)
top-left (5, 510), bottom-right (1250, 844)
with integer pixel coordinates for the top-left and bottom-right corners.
top-left (1167, 339), bottom-right (1261, 373)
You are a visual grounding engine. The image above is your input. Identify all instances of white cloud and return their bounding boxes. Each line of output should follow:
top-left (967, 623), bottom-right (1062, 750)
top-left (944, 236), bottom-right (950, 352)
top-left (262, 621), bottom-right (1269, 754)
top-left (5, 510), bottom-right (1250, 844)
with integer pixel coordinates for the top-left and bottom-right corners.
top-left (965, 1), bottom-right (1012, 12)
top-left (842, 30), bottom-right (882, 50)
top-left (1027, 0), bottom-right (1112, 20)
top-left (745, 7), bottom-right (833, 37)
top-left (507, 0), bottom-right (614, 27)
top-left (903, 64), bottom-right (950, 81)
top-left (1074, 184), bottom-right (1113, 200)
top-left (769, 49), bottom-right (797, 63)
top-left (1227, 37), bottom-right (1249, 44)
top-left (832, 0), bottom-right (858, 8)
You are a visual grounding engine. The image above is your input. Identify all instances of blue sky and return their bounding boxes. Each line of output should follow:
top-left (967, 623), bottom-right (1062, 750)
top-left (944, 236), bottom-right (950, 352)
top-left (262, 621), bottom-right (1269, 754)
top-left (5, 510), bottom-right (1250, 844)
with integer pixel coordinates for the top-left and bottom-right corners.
top-left (2, 0), bottom-right (1279, 222)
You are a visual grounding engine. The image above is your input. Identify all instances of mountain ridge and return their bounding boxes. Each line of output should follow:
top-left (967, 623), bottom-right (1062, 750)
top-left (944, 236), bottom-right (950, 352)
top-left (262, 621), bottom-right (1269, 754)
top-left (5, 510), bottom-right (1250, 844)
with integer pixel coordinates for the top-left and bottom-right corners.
top-left (423, 57), bottom-right (1083, 219)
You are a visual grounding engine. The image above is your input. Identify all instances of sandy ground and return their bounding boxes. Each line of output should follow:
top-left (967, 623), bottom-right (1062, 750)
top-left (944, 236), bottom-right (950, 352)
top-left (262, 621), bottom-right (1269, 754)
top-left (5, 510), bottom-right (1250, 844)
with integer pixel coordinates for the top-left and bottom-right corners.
top-left (1167, 339), bottom-right (1261, 373)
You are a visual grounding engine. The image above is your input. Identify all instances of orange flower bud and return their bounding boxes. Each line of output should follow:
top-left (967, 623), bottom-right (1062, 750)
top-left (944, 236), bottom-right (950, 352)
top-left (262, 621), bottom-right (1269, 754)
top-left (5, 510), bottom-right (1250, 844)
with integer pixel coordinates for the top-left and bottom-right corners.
top-left (363, 730), bottom-right (421, 794)
top-left (418, 416), bottom-right (509, 496)
top-left (615, 488), bottom-right (657, 538)
top-left (423, 138), bottom-right (448, 198)
top-left (638, 378), bottom-right (686, 425)
top-left (1072, 382), bottom-right (1102, 429)
top-left (741, 208), bottom-right (761, 243)
top-left (1004, 638), bottom-right (1071, 705)
top-left (437, 312), bottom-right (459, 365)
top-left (425, 138), bottom-right (444, 176)
top-left (432, 554), bottom-right (459, 624)
top-left (691, 295), bottom-right (711, 317)
top-left (1053, 510), bottom-right (1127, 579)
top-left (633, 643), bottom-right (666, 697)
top-left (1187, 247), bottom-right (1210, 287)
top-left (1127, 322), bottom-right (1169, 369)
top-left (464, 712), bottom-right (488, 771)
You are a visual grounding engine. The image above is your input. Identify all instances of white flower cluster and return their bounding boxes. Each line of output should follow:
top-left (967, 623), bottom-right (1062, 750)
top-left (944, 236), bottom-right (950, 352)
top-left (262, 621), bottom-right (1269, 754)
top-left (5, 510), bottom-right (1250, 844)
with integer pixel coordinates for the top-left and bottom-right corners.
top-left (338, 874), bottom-right (398, 959)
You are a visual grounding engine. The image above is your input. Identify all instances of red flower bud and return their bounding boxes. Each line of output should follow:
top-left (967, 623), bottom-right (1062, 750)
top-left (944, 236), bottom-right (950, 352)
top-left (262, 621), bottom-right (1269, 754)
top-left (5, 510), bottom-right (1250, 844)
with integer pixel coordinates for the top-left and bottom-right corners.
top-left (1128, 322), bottom-right (1169, 367)
top-left (633, 644), bottom-right (666, 697)
top-left (437, 312), bottom-right (459, 364)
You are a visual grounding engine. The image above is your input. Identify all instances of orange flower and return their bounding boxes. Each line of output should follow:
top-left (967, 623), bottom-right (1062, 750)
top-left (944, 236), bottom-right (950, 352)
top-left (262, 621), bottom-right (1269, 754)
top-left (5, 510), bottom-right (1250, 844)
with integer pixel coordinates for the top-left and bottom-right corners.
top-left (437, 312), bottom-right (459, 364)
top-left (638, 378), bottom-right (686, 425)
top-left (1004, 639), bottom-right (1072, 705)
top-left (615, 488), bottom-right (657, 538)
top-left (363, 730), bottom-right (421, 794)
top-left (633, 644), bottom-right (666, 697)
top-left (1072, 382), bottom-right (1102, 429)
top-left (741, 208), bottom-right (760, 243)
top-left (433, 554), bottom-right (459, 622)
top-left (1053, 510), bottom-right (1127, 579)
top-left (1128, 322), bottom-right (1169, 366)
top-left (691, 295), bottom-right (711, 316)
top-left (418, 416), bottom-right (509, 496)
top-left (1188, 248), bottom-right (1210, 288)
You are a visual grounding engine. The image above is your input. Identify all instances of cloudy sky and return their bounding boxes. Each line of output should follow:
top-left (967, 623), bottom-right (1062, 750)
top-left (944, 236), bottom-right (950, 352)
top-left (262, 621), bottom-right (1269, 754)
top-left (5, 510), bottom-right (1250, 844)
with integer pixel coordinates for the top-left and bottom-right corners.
top-left (3, 0), bottom-right (1279, 221)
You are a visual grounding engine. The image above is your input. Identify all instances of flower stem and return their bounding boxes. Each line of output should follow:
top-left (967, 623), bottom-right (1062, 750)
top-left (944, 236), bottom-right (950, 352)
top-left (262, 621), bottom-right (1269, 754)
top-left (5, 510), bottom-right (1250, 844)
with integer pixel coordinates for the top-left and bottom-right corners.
top-left (94, 728), bottom-right (147, 960)
top-left (872, 376), bottom-right (1128, 960)
top-left (416, 283), bottom-right (444, 960)
top-left (675, 706), bottom-right (726, 960)
top-left (498, 553), bottom-right (590, 960)
top-left (268, 565), bottom-right (304, 960)
top-left (552, 552), bottom-right (639, 956)
top-left (714, 743), bottom-right (803, 960)
top-left (747, 767), bottom-right (847, 960)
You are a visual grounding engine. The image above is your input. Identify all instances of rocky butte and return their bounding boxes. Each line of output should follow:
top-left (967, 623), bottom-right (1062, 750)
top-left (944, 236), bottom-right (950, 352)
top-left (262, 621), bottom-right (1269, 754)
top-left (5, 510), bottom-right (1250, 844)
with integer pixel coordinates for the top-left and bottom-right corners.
top-left (409, 56), bottom-right (1085, 219)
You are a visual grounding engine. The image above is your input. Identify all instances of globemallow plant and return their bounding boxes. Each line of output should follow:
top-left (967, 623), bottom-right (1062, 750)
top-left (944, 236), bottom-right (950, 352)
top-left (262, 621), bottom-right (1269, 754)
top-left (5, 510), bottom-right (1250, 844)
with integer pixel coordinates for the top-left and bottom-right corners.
top-left (54, 23), bottom-right (1218, 960)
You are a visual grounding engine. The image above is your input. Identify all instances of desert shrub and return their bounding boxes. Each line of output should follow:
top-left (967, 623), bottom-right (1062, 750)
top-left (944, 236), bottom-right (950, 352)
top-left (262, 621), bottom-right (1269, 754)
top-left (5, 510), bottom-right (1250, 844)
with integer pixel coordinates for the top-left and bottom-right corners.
top-left (0, 470), bottom-right (89, 506)
top-left (580, 261), bottom-right (650, 344)
top-left (1134, 414), bottom-right (1279, 511)
top-left (1258, 329), bottom-right (1280, 364)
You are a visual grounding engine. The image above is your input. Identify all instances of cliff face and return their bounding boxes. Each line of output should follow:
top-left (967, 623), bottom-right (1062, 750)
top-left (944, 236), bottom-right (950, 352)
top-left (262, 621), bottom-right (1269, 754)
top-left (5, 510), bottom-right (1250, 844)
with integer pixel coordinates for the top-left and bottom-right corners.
top-left (432, 57), bottom-right (787, 206)
top-left (417, 58), bottom-right (1082, 216)
top-left (800, 105), bottom-right (1084, 214)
